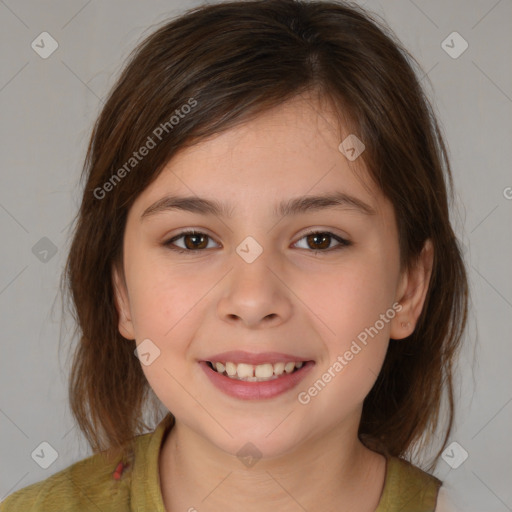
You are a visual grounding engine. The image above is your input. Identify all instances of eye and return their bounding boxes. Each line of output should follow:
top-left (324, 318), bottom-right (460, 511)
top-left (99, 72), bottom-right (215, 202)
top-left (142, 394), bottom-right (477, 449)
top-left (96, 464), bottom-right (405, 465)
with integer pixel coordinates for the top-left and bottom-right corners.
top-left (164, 230), bottom-right (219, 253)
top-left (293, 230), bottom-right (351, 253)
top-left (163, 229), bottom-right (351, 254)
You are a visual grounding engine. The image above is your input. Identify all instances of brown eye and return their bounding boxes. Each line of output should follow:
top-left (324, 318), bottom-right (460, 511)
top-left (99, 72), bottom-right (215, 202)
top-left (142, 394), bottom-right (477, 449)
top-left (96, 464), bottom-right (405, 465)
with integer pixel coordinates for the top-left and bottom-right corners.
top-left (164, 230), bottom-right (351, 254)
top-left (306, 232), bottom-right (331, 250)
top-left (294, 231), bottom-right (351, 252)
top-left (182, 233), bottom-right (209, 250)
top-left (164, 231), bottom-right (217, 252)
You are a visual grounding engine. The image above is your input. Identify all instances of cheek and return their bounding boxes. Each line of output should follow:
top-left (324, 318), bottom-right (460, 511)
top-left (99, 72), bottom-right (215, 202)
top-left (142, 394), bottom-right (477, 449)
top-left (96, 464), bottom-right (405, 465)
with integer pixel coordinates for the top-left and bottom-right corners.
top-left (126, 257), bottom-right (214, 400)
top-left (303, 251), bottom-right (397, 344)
top-left (127, 253), bottom-right (202, 338)
top-left (299, 273), bottom-right (393, 415)
top-left (297, 252), bottom-right (395, 400)
top-left (130, 278), bottom-right (200, 415)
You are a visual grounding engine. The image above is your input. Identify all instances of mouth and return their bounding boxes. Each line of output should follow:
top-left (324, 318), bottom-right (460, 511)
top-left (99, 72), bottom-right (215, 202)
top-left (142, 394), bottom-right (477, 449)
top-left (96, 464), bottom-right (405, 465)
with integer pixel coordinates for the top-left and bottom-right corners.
top-left (205, 360), bottom-right (307, 382)
top-left (199, 357), bottom-right (315, 400)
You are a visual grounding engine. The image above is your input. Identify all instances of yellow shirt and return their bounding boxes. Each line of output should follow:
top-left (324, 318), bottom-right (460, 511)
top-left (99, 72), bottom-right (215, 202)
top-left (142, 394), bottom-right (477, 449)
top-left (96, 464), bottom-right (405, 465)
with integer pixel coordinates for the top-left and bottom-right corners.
top-left (0, 413), bottom-right (441, 511)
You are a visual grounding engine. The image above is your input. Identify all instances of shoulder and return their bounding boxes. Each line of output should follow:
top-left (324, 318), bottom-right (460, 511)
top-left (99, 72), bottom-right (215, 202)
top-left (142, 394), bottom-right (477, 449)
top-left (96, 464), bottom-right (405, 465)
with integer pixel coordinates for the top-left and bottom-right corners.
top-left (377, 456), bottom-right (442, 512)
top-left (0, 415), bottom-right (173, 512)
top-left (0, 442), bottom-right (141, 512)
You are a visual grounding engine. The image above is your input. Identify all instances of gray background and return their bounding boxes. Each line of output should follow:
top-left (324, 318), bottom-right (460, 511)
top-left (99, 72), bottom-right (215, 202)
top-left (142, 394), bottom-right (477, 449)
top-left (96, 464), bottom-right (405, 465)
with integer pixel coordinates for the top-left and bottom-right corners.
top-left (1, 0), bottom-right (511, 510)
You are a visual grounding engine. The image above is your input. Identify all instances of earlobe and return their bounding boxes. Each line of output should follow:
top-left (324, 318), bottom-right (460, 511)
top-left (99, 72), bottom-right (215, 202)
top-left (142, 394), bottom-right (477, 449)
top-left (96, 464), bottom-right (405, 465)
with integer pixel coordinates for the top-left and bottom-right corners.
top-left (390, 239), bottom-right (434, 340)
top-left (112, 264), bottom-right (136, 340)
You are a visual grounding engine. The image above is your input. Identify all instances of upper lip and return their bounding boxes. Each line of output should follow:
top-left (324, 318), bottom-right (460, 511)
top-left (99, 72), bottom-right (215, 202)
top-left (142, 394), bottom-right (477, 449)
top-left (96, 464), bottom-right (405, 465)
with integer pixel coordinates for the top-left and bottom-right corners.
top-left (202, 351), bottom-right (313, 365)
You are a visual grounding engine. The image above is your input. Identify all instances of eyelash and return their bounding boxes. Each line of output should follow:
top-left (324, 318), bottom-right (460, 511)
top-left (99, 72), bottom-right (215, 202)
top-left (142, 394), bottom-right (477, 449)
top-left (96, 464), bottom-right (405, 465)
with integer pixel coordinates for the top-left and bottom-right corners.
top-left (163, 229), bottom-right (352, 255)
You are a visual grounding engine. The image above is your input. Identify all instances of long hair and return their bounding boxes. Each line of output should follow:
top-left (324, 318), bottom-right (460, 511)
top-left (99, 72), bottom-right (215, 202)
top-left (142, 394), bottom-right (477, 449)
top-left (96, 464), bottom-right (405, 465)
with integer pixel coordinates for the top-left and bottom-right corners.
top-left (60, 0), bottom-right (469, 470)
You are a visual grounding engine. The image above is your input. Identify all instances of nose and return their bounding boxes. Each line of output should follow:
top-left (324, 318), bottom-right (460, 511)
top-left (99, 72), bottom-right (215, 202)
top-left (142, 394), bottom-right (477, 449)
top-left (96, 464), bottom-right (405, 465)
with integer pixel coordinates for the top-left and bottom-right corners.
top-left (216, 254), bottom-right (293, 329)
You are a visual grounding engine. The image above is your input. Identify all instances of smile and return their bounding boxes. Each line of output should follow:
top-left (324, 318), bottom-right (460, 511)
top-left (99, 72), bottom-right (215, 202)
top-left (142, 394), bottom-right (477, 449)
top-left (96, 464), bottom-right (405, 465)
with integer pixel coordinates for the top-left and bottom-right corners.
top-left (207, 360), bottom-right (304, 381)
top-left (199, 359), bottom-right (315, 400)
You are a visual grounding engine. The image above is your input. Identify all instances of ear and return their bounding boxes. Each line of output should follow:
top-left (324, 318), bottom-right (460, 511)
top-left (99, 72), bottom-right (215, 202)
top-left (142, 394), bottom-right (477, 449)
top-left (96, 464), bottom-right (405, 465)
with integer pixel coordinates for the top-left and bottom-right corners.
top-left (390, 239), bottom-right (434, 340)
top-left (112, 263), bottom-right (136, 340)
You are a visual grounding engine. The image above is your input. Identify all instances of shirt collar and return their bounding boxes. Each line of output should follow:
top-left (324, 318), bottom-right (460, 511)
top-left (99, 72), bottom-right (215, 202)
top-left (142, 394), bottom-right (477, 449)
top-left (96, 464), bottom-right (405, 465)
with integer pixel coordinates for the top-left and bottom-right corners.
top-left (130, 412), bottom-right (175, 511)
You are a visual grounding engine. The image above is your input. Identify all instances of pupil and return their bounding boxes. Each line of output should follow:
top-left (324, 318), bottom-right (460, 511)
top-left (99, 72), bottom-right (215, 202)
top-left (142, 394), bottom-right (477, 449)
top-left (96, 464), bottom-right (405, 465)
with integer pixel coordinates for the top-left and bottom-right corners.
top-left (308, 233), bottom-right (330, 250)
top-left (186, 233), bottom-right (206, 250)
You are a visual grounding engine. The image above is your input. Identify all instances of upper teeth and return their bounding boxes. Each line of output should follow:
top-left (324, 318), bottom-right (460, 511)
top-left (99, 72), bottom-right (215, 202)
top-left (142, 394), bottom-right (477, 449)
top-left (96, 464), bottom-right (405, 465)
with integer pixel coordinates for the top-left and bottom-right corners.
top-left (212, 361), bottom-right (304, 380)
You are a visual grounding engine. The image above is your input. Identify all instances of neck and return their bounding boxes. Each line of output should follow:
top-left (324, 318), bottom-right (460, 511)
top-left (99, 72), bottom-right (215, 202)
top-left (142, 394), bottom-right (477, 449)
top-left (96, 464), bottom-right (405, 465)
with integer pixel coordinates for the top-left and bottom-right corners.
top-left (158, 418), bottom-right (386, 512)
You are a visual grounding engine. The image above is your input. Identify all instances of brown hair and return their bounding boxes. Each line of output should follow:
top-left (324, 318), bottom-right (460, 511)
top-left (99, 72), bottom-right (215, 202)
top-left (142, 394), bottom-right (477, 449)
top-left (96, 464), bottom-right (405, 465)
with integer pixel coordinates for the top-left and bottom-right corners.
top-left (60, 0), bottom-right (469, 470)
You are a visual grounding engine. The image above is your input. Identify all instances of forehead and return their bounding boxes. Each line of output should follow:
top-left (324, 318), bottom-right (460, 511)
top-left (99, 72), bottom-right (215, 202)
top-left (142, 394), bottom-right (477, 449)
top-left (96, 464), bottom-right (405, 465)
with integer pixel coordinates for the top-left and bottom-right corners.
top-left (131, 95), bottom-right (390, 221)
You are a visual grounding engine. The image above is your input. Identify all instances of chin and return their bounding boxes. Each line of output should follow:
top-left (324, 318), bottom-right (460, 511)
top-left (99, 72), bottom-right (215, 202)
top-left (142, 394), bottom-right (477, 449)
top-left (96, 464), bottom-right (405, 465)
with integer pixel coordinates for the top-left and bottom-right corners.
top-left (203, 420), bottom-right (307, 462)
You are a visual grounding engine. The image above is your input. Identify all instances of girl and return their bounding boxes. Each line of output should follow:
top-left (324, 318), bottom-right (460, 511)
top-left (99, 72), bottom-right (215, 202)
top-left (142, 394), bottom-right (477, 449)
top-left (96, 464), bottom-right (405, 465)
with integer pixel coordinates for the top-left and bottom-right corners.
top-left (0, 0), bottom-right (468, 510)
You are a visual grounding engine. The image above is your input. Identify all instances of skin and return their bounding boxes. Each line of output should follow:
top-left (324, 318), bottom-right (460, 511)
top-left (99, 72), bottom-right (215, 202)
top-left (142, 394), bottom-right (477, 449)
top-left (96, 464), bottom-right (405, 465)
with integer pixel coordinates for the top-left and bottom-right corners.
top-left (112, 93), bottom-right (433, 512)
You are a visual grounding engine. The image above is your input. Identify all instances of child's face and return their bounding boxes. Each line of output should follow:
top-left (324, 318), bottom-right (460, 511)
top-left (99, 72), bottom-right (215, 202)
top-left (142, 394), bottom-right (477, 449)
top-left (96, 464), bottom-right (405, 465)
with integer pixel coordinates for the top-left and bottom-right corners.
top-left (113, 95), bottom-right (426, 458)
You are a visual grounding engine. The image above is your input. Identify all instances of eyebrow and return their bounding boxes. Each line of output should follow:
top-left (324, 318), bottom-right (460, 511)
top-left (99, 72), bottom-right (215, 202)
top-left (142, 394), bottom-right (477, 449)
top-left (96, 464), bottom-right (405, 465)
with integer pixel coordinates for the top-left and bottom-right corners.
top-left (140, 191), bottom-right (376, 221)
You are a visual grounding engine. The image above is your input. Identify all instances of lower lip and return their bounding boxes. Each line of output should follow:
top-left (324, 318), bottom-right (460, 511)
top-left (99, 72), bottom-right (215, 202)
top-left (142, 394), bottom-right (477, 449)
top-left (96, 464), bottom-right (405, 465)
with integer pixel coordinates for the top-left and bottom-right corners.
top-left (199, 361), bottom-right (315, 400)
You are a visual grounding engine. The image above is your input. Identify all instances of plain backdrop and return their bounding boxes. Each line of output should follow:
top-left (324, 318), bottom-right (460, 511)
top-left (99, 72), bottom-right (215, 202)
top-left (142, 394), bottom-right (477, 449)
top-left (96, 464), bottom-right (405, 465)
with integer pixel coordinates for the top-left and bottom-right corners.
top-left (1, 1), bottom-right (511, 510)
